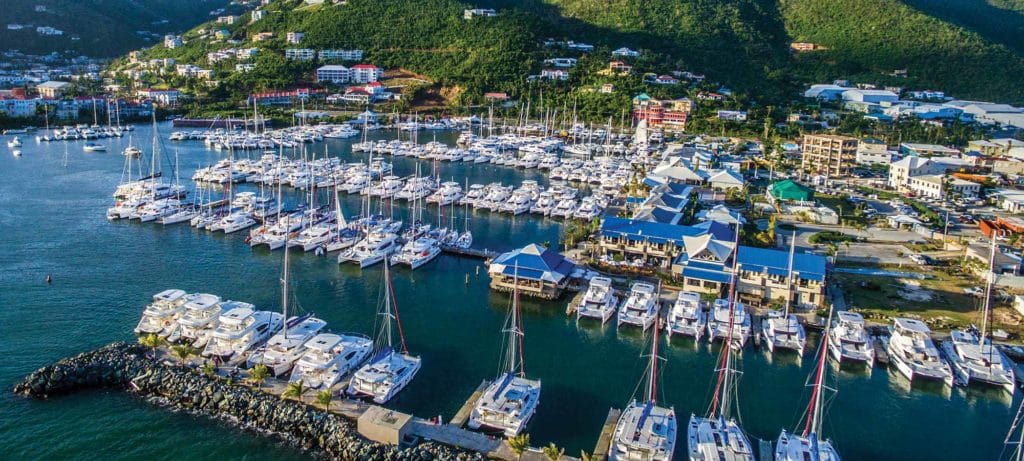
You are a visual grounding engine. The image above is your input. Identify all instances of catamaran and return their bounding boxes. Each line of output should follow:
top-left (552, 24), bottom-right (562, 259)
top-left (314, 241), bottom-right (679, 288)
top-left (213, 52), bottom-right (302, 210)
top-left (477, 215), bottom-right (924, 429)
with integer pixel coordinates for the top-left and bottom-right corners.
top-left (289, 332), bottom-right (373, 391)
top-left (609, 320), bottom-right (677, 461)
top-left (576, 276), bottom-right (618, 323)
top-left (776, 305), bottom-right (842, 461)
top-left (761, 232), bottom-right (807, 355)
top-left (347, 261), bottom-right (422, 403)
top-left (688, 230), bottom-right (754, 461)
top-left (135, 289), bottom-right (192, 337)
top-left (827, 311), bottom-right (875, 366)
top-left (468, 268), bottom-right (541, 437)
top-left (246, 236), bottom-right (327, 376)
top-left (390, 236), bottom-right (442, 270)
top-left (338, 229), bottom-right (400, 268)
top-left (617, 282), bottom-right (659, 330)
top-left (668, 291), bottom-right (707, 341)
top-left (707, 298), bottom-right (751, 349)
top-left (172, 293), bottom-right (224, 346)
top-left (887, 317), bottom-right (954, 386)
top-left (942, 238), bottom-right (1016, 394)
top-left (201, 305), bottom-right (284, 362)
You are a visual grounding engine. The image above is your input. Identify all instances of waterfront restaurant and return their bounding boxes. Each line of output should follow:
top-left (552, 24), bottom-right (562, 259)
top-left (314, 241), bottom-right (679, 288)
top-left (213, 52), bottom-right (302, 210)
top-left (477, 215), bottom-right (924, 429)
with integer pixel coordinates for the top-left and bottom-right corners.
top-left (598, 217), bottom-right (733, 269)
top-left (488, 244), bottom-right (576, 299)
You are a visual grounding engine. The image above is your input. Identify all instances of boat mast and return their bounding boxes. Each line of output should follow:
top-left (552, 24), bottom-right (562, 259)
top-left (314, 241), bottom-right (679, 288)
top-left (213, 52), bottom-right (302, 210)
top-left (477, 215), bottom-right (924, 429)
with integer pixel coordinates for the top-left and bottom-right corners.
top-left (785, 230), bottom-right (796, 317)
top-left (981, 235), bottom-right (997, 344)
top-left (281, 232), bottom-right (289, 339)
top-left (506, 265), bottom-right (525, 377)
top-left (646, 319), bottom-right (660, 404)
top-left (710, 225), bottom-right (742, 420)
top-left (804, 303), bottom-right (834, 438)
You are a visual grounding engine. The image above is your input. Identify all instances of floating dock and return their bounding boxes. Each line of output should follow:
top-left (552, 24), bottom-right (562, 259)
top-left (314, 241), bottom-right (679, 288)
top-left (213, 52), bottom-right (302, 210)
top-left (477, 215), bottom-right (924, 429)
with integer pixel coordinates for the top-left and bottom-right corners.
top-left (592, 407), bottom-right (621, 461)
top-left (450, 380), bottom-right (490, 428)
top-left (441, 246), bottom-right (499, 260)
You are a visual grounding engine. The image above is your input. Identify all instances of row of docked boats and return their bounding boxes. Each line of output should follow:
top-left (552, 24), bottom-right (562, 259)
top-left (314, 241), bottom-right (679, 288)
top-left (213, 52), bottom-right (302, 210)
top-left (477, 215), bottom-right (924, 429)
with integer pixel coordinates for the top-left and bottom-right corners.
top-left (170, 123), bottom-right (360, 151)
top-left (135, 244), bottom-right (421, 404)
top-left (458, 180), bottom-right (608, 219)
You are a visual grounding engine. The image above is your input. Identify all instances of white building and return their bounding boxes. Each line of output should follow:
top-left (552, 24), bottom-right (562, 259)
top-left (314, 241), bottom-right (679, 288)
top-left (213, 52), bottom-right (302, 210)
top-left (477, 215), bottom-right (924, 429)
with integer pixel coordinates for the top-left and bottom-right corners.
top-left (350, 64), bottom-right (383, 83)
top-left (995, 189), bottom-right (1024, 213)
top-left (286, 32), bottom-right (304, 44)
top-left (906, 175), bottom-right (944, 199)
top-left (540, 68), bottom-right (569, 81)
top-left (285, 48), bottom-right (316, 61)
top-left (855, 138), bottom-right (893, 165)
top-left (611, 47), bottom-right (640, 58)
top-left (137, 88), bottom-right (181, 106)
top-left (176, 64), bottom-right (212, 79)
top-left (36, 26), bottom-right (63, 36)
top-left (164, 35), bottom-right (183, 49)
top-left (542, 58), bottom-right (576, 68)
top-left (842, 89), bottom-right (899, 104)
top-left (318, 49), bottom-right (363, 61)
top-left (463, 8), bottom-right (497, 19)
top-left (316, 65), bottom-right (350, 83)
top-left (888, 156), bottom-right (951, 189)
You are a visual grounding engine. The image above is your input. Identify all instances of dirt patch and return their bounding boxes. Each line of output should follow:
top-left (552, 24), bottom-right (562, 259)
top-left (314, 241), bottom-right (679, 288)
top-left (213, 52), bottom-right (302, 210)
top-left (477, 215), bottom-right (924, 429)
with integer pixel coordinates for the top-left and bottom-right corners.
top-left (897, 279), bottom-right (933, 302)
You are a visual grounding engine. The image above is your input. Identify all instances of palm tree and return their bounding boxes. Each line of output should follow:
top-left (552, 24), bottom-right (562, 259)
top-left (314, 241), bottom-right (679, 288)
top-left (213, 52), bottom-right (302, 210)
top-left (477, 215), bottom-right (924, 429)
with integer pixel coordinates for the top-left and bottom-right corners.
top-left (201, 361), bottom-right (216, 378)
top-left (543, 443), bottom-right (564, 461)
top-left (138, 334), bottom-right (165, 358)
top-left (315, 389), bottom-right (333, 411)
top-left (249, 364), bottom-right (269, 390)
top-left (508, 433), bottom-right (530, 461)
top-left (282, 381), bottom-right (305, 401)
top-left (171, 344), bottom-right (197, 362)
top-left (579, 450), bottom-right (593, 461)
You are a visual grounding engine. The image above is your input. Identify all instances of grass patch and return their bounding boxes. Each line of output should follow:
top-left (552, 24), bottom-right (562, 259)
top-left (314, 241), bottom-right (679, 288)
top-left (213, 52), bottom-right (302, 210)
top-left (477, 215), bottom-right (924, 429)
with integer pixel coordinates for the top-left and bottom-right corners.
top-left (809, 231), bottom-right (857, 244)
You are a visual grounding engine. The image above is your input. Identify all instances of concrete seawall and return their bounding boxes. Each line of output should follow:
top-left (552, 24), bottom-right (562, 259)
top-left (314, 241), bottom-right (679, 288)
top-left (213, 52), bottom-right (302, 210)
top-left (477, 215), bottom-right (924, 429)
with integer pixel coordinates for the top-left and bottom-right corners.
top-left (14, 342), bottom-right (485, 461)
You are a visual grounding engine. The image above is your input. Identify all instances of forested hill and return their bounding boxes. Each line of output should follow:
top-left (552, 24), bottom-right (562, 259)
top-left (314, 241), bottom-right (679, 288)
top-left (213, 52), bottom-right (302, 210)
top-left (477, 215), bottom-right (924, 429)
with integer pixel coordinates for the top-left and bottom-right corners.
top-left (131, 0), bottom-right (1024, 103)
top-left (0, 0), bottom-right (234, 57)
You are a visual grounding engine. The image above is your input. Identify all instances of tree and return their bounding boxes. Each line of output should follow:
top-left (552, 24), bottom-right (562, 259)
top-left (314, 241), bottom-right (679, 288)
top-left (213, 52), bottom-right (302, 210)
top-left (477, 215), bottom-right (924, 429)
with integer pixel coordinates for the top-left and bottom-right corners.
top-left (543, 443), bottom-right (564, 461)
top-left (315, 389), bottom-right (333, 411)
top-left (249, 364), bottom-right (269, 390)
top-left (508, 433), bottom-right (530, 461)
top-left (138, 334), bottom-right (165, 358)
top-left (171, 344), bottom-right (197, 362)
top-left (282, 381), bottom-right (306, 401)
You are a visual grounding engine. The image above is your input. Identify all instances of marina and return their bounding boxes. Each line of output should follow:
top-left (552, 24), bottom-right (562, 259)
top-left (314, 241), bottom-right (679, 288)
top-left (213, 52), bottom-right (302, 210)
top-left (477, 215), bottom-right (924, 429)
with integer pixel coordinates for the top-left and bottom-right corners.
top-left (2, 122), bottom-right (1022, 460)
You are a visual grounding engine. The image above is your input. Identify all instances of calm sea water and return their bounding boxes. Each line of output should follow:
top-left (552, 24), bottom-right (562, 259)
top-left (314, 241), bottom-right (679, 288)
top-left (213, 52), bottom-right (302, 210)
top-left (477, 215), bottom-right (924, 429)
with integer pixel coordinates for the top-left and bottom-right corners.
top-left (0, 124), bottom-right (1016, 460)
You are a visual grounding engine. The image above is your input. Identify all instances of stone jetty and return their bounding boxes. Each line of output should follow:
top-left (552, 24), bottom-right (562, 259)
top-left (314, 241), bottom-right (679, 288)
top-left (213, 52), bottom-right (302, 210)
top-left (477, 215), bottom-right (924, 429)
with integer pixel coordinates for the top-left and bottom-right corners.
top-left (14, 342), bottom-right (485, 461)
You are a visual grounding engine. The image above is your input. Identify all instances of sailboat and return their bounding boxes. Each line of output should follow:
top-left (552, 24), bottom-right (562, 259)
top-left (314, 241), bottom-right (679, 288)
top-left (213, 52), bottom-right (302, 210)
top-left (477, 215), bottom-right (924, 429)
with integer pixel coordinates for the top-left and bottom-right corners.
top-left (468, 267), bottom-right (542, 437)
top-left (688, 227), bottom-right (754, 461)
top-left (761, 231), bottom-right (808, 355)
top-left (775, 304), bottom-right (841, 461)
top-left (246, 234), bottom-right (326, 376)
top-left (942, 237), bottom-right (1016, 394)
top-left (609, 319), bottom-right (677, 460)
top-left (347, 261), bottom-right (422, 403)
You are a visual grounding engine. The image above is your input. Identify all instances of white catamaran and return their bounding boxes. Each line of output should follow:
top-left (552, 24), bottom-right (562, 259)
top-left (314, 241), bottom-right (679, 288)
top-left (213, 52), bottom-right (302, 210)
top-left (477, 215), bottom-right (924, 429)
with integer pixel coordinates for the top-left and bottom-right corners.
top-left (347, 261), bottom-right (422, 403)
top-left (776, 305), bottom-right (842, 461)
top-left (609, 320), bottom-right (677, 461)
top-left (468, 268), bottom-right (541, 437)
top-left (761, 232), bottom-right (807, 355)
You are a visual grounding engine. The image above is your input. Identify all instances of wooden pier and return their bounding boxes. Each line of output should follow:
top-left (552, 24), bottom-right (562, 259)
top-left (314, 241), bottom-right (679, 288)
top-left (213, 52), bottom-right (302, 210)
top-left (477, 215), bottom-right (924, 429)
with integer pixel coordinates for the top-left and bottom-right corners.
top-left (565, 290), bottom-right (585, 316)
top-left (441, 245), bottom-right (499, 260)
top-left (592, 408), bottom-right (621, 461)
top-left (451, 380), bottom-right (490, 428)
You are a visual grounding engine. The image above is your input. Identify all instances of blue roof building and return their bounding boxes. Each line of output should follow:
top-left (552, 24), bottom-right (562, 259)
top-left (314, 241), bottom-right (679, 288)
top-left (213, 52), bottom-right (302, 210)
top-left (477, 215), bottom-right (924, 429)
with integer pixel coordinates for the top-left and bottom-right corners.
top-left (599, 217), bottom-right (736, 268)
top-left (488, 244), bottom-right (576, 299)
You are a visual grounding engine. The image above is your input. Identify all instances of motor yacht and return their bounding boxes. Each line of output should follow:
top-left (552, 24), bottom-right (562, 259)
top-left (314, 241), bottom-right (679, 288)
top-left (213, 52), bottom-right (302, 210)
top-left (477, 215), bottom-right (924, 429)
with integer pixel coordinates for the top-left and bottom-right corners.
top-left (246, 315), bottom-right (327, 376)
top-left (887, 318), bottom-right (954, 386)
top-left (289, 333), bottom-right (373, 390)
top-left (617, 282), bottom-right (659, 330)
top-left (172, 294), bottom-right (224, 346)
top-left (828, 311), bottom-right (875, 366)
top-left (576, 276), bottom-right (617, 323)
top-left (202, 306), bottom-right (284, 362)
top-left (134, 289), bottom-right (192, 337)
top-left (667, 291), bottom-right (706, 341)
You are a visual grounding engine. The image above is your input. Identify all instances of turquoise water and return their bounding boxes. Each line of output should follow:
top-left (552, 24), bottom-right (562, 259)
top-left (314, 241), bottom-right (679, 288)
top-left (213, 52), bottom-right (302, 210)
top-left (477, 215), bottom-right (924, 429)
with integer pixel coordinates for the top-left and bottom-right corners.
top-left (0, 124), bottom-right (1016, 460)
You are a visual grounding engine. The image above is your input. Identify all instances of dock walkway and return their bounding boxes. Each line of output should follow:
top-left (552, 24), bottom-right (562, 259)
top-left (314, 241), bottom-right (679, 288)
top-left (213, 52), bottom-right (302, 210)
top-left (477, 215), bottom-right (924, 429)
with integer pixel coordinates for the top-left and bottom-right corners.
top-left (441, 245), bottom-right (499, 260)
top-left (451, 380), bottom-right (490, 427)
top-left (592, 408), bottom-right (621, 460)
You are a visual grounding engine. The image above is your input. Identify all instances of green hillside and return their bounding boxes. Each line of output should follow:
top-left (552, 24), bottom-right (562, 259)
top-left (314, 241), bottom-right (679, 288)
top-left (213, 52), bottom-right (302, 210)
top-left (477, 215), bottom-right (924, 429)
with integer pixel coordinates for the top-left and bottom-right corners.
top-left (125, 0), bottom-right (1024, 105)
top-left (0, 0), bottom-right (234, 57)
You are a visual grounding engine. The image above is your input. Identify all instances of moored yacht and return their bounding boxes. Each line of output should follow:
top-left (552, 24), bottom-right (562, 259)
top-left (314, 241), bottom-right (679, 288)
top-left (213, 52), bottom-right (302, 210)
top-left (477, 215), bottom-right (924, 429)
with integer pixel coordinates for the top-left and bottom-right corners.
top-left (576, 276), bottom-right (617, 323)
top-left (246, 315), bottom-right (326, 376)
top-left (707, 298), bottom-right (751, 349)
top-left (609, 320), bottom-right (677, 461)
top-left (289, 333), bottom-right (373, 390)
top-left (667, 291), bottom-right (706, 341)
top-left (468, 269), bottom-right (541, 437)
top-left (761, 235), bottom-right (807, 355)
top-left (338, 230), bottom-right (400, 268)
top-left (828, 311), bottom-right (875, 366)
top-left (390, 236), bottom-right (442, 270)
top-left (347, 262), bottom-right (422, 403)
top-left (172, 294), bottom-right (224, 346)
top-left (201, 306), bottom-right (284, 362)
top-left (617, 282), bottom-right (659, 330)
top-left (135, 289), bottom-right (192, 337)
top-left (887, 317), bottom-right (954, 386)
